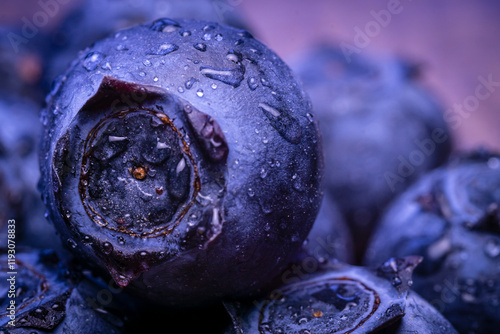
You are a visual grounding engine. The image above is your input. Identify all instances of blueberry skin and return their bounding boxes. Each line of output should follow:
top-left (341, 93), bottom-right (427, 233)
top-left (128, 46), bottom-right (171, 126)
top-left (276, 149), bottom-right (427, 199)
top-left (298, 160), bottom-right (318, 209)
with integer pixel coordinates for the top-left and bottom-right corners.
top-left (224, 256), bottom-right (422, 334)
top-left (303, 194), bottom-right (354, 264)
top-left (378, 292), bottom-right (458, 334)
top-left (365, 151), bottom-right (500, 333)
top-left (44, 0), bottom-right (248, 94)
top-left (291, 46), bottom-right (452, 261)
top-left (39, 19), bottom-right (323, 307)
top-left (0, 249), bottom-right (130, 333)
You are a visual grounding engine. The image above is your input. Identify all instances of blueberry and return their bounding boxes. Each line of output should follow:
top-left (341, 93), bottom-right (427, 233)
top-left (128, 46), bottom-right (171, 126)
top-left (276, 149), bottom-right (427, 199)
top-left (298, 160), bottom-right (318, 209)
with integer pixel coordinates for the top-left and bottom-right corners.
top-left (0, 249), bottom-right (131, 333)
top-left (365, 150), bottom-right (500, 333)
top-left (290, 46), bottom-right (452, 262)
top-left (43, 0), bottom-right (249, 93)
top-left (0, 92), bottom-right (60, 251)
top-left (223, 256), bottom-right (422, 333)
top-left (39, 18), bottom-right (323, 307)
top-left (302, 194), bottom-right (354, 264)
top-left (0, 26), bottom-right (45, 103)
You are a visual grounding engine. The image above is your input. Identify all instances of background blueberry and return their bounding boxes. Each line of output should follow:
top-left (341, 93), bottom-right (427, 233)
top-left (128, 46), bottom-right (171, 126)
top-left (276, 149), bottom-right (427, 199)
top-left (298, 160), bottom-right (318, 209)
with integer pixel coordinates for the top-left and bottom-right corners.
top-left (302, 194), bottom-right (354, 264)
top-left (290, 45), bottom-right (452, 263)
top-left (39, 18), bottom-right (323, 307)
top-left (0, 26), bottom-right (45, 103)
top-left (365, 150), bottom-right (500, 333)
top-left (0, 92), bottom-right (61, 251)
top-left (0, 30), bottom-right (60, 251)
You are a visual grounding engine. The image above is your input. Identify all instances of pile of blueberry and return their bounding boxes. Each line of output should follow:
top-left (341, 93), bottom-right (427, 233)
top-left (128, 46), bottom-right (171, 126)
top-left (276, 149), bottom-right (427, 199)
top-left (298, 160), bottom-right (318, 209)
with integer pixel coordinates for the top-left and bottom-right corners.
top-left (1, 1), bottom-right (498, 333)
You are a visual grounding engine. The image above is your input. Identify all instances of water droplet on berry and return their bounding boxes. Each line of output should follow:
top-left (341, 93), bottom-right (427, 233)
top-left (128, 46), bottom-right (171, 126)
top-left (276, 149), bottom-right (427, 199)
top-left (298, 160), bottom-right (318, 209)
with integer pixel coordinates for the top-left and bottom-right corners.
top-left (83, 52), bottom-right (105, 71)
top-left (66, 238), bottom-right (77, 248)
top-left (194, 43), bottom-right (207, 52)
top-left (103, 242), bottom-right (113, 255)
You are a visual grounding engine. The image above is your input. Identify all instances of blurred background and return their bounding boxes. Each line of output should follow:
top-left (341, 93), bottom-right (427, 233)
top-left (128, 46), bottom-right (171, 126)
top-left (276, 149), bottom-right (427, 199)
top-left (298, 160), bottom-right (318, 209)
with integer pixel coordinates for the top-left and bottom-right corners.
top-left (1, 0), bottom-right (499, 152)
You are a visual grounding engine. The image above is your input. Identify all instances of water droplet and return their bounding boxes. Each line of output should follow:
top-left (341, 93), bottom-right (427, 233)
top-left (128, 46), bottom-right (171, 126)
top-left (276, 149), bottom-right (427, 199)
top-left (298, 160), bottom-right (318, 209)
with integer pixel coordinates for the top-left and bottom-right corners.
top-left (102, 242), bottom-right (113, 254)
top-left (149, 18), bottom-right (181, 32)
top-left (193, 43), bottom-right (207, 52)
top-left (153, 76), bottom-right (159, 82)
top-left (211, 83), bottom-right (217, 89)
top-left (248, 188), bottom-right (255, 197)
top-left (177, 86), bottom-right (185, 93)
top-left (196, 89), bottom-right (204, 97)
top-left (261, 77), bottom-right (271, 87)
top-left (139, 251), bottom-right (148, 257)
top-left (215, 33), bottom-right (223, 41)
top-left (139, 71), bottom-right (146, 77)
top-left (484, 239), bottom-right (500, 258)
top-left (148, 43), bottom-right (179, 56)
top-left (306, 113), bottom-right (314, 123)
top-left (234, 39), bottom-right (244, 46)
top-left (226, 50), bottom-right (242, 63)
top-left (185, 77), bottom-right (197, 89)
top-left (203, 24), bottom-right (216, 31)
top-left (392, 276), bottom-right (402, 286)
top-left (118, 236), bottom-right (125, 245)
top-left (237, 30), bottom-right (253, 38)
top-left (143, 59), bottom-right (152, 67)
top-left (83, 52), bottom-right (105, 71)
top-left (83, 235), bottom-right (92, 245)
top-left (200, 65), bottom-right (245, 88)
top-left (259, 103), bottom-right (302, 144)
top-left (203, 33), bottom-right (211, 41)
top-left (116, 44), bottom-right (128, 51)
top-left (66, 239), bottom-right (77, 249)
top-left (180, 30), bottom-right (191, 37)
top-left (176, 158), bottom-right (186, 173)
top-left (260, 168), bottom-right (268, 179)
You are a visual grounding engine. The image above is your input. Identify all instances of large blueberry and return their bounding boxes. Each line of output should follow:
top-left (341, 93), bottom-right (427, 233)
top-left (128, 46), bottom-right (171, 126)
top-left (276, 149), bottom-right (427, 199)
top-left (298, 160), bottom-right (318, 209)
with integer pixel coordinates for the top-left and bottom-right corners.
top-left (39, 18), bottom-right (323, 307)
